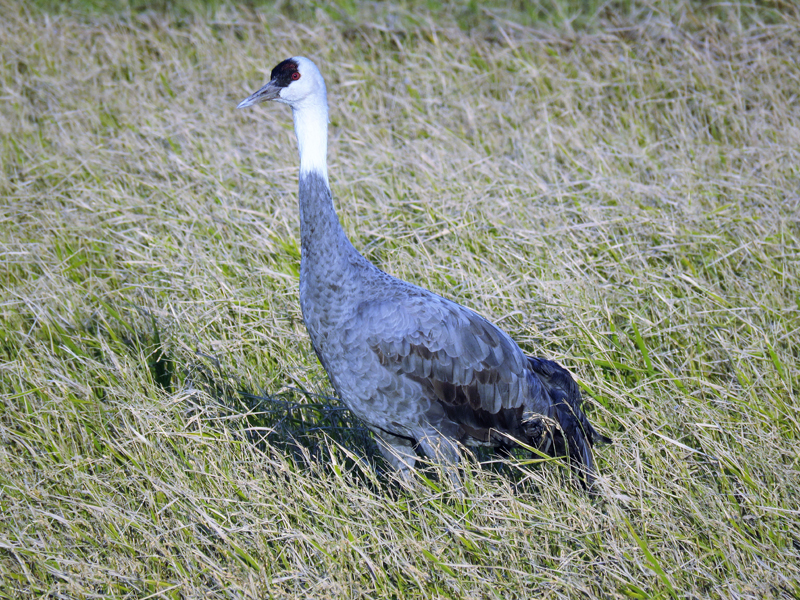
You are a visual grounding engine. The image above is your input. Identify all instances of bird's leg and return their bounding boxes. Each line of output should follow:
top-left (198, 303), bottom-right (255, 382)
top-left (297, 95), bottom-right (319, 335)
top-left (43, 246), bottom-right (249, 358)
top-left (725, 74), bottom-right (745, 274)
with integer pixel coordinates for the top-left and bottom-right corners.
top-left (493, 444), bottom-right (515, 474)
top-left (417, 431), bottom-right (464, 491)
top-left (373, 429), bottom-right (417, 482)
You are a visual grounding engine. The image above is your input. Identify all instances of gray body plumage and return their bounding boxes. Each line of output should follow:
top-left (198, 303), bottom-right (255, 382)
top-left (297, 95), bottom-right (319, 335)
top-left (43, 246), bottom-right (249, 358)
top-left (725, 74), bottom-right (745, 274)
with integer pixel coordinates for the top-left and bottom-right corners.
top-left (238, 57), bottom-right (607, 486)
top-left (298, 173), bottom-right (603, 484)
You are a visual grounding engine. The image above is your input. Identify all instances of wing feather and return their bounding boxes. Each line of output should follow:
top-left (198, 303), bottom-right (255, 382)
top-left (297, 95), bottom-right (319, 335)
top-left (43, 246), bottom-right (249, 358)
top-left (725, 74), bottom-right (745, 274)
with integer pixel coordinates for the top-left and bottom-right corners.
top-left (349, 289), bottom-right (606, 485)
top-left (360, 294), bottom-right (528, 416)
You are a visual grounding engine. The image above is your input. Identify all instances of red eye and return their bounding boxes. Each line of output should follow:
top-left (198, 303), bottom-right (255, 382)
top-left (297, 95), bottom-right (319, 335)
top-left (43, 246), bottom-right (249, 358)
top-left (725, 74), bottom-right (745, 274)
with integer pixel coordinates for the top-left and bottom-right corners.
top-left (291, 72), bottom-right (300, 81)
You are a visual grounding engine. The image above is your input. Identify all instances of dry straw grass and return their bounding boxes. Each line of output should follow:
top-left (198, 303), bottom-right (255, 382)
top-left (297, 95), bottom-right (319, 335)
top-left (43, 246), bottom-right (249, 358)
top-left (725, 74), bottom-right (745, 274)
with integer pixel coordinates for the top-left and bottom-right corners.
top-left (1, 0), bottom-right (799, 597)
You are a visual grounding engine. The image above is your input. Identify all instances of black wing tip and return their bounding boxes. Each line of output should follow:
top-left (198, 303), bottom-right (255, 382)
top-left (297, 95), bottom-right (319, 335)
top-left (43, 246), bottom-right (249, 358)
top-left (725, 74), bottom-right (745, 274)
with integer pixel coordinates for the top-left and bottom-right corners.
top-left (594, 431), bottom-right (613, 446)
top-left (528, 357), bottom-right (605, 489)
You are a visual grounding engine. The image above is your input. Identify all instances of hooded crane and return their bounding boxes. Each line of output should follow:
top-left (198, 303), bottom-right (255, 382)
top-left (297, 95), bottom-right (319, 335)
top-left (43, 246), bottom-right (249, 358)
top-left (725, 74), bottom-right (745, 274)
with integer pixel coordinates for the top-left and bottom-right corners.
top-left (238, 57), bottom-right (608, 487)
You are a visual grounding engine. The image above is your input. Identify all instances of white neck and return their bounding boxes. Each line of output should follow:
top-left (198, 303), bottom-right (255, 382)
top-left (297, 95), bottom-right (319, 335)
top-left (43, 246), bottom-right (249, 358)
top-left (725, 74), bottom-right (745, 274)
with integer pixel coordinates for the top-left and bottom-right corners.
top-left (292, 97), bottom-right (329, 185)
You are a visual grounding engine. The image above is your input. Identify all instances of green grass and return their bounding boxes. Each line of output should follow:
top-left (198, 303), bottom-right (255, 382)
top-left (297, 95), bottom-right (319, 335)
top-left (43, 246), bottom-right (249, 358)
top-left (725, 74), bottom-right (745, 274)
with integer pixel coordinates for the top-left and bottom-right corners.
top-left (1, 0), bottom-right (799, 597)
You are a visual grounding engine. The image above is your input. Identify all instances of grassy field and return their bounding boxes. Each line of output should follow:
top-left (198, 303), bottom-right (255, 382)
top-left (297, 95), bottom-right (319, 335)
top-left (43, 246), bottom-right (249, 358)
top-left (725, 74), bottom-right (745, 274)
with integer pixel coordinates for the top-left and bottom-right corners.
top-left (2, 0), bottom-right (799, 597)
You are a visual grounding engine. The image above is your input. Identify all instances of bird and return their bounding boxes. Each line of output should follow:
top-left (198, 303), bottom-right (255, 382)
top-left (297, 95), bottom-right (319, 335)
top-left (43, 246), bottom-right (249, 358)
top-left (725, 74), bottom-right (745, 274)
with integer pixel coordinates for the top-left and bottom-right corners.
top-left (237, 57), bottom-right (609, 488)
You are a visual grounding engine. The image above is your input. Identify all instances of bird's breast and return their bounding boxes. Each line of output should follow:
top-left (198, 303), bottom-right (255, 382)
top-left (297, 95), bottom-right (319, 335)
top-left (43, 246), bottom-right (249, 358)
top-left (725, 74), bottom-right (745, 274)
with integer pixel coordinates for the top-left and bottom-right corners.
top-left (299, 260), bottom-right (367, 363)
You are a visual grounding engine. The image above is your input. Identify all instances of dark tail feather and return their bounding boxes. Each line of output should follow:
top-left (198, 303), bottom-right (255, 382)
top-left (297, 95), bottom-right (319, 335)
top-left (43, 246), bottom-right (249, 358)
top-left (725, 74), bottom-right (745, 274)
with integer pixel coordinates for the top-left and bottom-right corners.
top-left (552, 395), bottom-right (598, 488)
top-left (526, 356), bottom-right (610, 489)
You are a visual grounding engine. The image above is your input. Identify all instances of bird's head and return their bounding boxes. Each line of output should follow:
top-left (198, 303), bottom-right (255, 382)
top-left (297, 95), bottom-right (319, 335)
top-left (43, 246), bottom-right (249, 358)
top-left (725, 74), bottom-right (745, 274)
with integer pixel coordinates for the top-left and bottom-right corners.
top-left (237, 57), bottom-right (326, 110)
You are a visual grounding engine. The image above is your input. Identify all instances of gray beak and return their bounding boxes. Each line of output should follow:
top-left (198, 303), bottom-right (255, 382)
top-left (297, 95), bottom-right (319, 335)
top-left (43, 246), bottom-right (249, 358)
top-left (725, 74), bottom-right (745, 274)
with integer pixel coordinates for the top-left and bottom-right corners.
top-left (237, 80), bottom-right (281, 108)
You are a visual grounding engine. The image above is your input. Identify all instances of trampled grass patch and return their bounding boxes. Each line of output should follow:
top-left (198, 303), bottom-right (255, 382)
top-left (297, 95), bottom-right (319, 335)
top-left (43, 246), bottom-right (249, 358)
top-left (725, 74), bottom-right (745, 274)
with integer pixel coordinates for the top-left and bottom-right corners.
top-left (1, 1), bottom-right (798, 597)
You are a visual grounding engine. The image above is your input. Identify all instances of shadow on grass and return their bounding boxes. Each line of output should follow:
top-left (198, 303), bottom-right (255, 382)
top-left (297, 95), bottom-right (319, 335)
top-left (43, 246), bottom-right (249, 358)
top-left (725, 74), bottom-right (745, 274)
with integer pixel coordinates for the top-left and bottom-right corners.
top-left (183, 352), bottom-right (534, 493)
top-left (35, 301), bottom-right (557, 491)
top-left (183, 353), bottom-right (386, 480)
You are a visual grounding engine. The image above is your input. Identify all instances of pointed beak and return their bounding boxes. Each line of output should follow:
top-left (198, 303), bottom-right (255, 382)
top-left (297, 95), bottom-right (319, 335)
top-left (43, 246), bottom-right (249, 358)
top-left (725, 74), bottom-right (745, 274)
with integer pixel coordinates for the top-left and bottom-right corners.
top-left (237, 80), bottom-right (281, 109)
